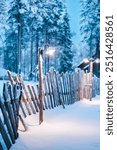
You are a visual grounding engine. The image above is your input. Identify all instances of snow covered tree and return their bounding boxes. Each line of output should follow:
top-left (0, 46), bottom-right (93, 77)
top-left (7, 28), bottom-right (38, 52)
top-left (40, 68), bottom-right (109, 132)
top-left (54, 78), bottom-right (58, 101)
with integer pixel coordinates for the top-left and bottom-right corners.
top-left (0, 0), bottom-right (7, 66)
top-left (80, 0), bottom-right (100, 58)
top-left (42, 0), bottom-right (64, 73)
top-left (3, 0), bottom-right (73, 75)
top-left (58, 9), bottom-right (73, 73)
top-left (4, 0), bottom-right (27, 73)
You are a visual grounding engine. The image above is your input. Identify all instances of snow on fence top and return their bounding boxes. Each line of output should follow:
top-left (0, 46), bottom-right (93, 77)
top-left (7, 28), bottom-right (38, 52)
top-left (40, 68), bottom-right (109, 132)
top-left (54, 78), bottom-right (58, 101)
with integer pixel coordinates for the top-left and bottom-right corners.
top-left (0, 68), bottom-right (16, 80)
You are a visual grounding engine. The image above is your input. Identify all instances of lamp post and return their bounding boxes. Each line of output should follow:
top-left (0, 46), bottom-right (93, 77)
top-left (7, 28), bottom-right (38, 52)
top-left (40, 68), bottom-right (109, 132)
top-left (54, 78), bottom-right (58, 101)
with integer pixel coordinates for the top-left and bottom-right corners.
top-left (38, 48), bottom-right (44, 124)
top-left (89, 58), bottom-right (93, 101)
top-left (83, 58), bottom-right (100, 100)
top-left (38, 47), bottom-right (55, 125)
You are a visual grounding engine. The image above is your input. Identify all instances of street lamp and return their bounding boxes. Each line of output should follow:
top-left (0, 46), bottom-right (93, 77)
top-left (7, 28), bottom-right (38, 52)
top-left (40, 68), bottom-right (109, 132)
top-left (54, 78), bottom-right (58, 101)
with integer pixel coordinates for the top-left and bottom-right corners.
top-left (38, 47), bottom-right (56, 125)
top-left (83, 57), bottom-right (100, 101)
top-left (83, 58), bottom-right (90, 64)
top-left (45, 47), bottom-right (56, 56)
top-left (45, 47), bottom-right (56, 72)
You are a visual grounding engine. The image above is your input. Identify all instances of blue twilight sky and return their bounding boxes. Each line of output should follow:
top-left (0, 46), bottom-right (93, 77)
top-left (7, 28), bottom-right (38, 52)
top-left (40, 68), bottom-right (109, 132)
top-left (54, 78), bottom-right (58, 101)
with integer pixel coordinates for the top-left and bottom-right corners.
top-left (66, 0), bottom-right (80, 45)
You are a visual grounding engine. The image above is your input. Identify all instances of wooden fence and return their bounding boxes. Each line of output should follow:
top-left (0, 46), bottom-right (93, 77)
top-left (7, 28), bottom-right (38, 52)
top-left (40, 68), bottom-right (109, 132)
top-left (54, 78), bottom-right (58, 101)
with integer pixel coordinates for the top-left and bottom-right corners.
top-left (0, 83), bottom-right (22, 150)
top-left (7, 69), bottom-right (100, 118)
top-left (0, 69), bottom-right (100, 149)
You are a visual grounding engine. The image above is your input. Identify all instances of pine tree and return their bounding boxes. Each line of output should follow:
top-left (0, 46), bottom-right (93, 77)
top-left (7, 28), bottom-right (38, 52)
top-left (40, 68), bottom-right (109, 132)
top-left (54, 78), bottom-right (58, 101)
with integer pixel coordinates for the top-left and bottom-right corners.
top-left (80, 0), bottom-right (100, 58)
top-left (4, 0), bottom-right (27, 73)
top-left (58, 8), bottom-right (73, 73)
top-left (0, 0), bottom-right (7, 65)
top-left (3, 0), bottom-right (73, 75)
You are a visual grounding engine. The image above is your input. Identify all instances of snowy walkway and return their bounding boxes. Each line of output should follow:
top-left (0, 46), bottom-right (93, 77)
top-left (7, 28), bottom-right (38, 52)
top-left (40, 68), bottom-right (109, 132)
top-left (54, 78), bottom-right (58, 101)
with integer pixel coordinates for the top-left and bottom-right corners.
top-left (11, 96), bottom-right (100, 150)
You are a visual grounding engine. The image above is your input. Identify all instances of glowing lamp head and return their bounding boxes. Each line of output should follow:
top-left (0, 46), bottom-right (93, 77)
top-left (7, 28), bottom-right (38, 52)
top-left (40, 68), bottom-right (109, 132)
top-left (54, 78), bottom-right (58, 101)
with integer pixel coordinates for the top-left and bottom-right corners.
top-left (46, 47), bottom-right (56, 56)
top-left (95, 58), bottom-right (100, 63)
top-left (83, 58), bottom-right (89, 63)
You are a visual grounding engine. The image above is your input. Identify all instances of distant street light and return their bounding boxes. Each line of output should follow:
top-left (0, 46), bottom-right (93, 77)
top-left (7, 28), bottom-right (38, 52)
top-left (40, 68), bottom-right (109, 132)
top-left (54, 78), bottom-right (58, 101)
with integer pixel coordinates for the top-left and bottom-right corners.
top-left (95, 58), bottom-right (100, 64)
top-left (83, 58), bottom-right (90, 64)
top-left (83, 57), bottom-right (100, 101)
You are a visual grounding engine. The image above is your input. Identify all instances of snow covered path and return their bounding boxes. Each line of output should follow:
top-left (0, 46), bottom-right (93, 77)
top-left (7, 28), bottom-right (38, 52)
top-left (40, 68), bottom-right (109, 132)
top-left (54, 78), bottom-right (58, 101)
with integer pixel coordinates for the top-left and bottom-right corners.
top-left (11, 96), bottom-right (100, 150)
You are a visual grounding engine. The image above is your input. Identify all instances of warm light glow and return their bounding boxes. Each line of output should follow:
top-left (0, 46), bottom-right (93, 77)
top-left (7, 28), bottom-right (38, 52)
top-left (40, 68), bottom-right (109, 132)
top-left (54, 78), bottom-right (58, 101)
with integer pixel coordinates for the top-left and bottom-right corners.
top-left (46, 47), bottom-right (56, 56)
top-left (95, 58), bottom-right (100, 63)
top-left (83, 58), bottom-right (89, 63)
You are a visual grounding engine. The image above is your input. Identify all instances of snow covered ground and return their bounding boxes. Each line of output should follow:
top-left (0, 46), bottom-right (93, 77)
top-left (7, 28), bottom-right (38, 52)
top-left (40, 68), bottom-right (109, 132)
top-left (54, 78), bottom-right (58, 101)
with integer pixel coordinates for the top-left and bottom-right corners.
top-left (11, 96), bottom-right (100, 150)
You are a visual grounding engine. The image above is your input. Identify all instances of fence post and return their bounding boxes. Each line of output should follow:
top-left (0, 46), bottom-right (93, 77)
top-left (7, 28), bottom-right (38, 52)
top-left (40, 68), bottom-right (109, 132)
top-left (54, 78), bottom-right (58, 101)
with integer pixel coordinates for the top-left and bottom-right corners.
top-left (3, 83), bottom-right (18, 139)
top-left (0, 117), bottom-right (12, 150)
top-left (0, 99), bottom-right (15, 144)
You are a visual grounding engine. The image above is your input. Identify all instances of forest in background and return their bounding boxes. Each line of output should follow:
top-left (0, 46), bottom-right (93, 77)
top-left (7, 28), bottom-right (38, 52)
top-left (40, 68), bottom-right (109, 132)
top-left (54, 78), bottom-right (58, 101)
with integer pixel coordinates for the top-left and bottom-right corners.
top-left (0, 0), bottom-right (100, 78)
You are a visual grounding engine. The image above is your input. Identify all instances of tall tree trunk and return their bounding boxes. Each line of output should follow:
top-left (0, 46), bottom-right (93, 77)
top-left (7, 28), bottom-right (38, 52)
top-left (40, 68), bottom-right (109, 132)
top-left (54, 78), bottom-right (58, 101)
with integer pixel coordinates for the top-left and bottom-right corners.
top-left (18, 1), bottom-right (22, 74)
top-left (30, 29), bottom-right (33, 80)
top-left (44, 26), bottom-right (48, 74)
top-left (36, 30), bottom-right (39, 66)
top-left (90, 31), bottom-right (92, 58)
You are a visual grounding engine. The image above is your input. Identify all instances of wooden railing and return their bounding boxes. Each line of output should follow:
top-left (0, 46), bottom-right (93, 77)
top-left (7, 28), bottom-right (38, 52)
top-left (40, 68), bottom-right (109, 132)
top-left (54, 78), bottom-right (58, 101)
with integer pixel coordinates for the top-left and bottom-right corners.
top-left (8, 69), bottom-right (100, 117)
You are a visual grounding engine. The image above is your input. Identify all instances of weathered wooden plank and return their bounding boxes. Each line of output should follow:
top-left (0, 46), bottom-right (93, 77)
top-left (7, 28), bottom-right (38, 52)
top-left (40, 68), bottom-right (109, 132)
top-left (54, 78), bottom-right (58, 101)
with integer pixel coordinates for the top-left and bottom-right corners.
top-left (22, 94), bottom-right (31, 115)
top-left (27, 85), bottom-right (39, 112)
top-left (54, 70), bottom-right (65, 108)
top-left (19, 100), bottom-right (27, 117)
top-left (48, 71), bottom-right (56, 108)
top-left (36, 84), bottom-right (45, 110)
top-left (71, 73), bottom-right (76, 103)
top-left (62, 73), bottom-right (68, 104)
top-left (60, 73), bottom-right (66, 104)
top-left (43, 76), bottom-right (51, 109)
top-left (7, 72), bottom-right (27, 117)
top-left (0, 141), bottom-right (4, 150)
top-left (9, 85), bottom-right (17, 121)
top-left (3, 83), bottom-right (18, 139)
top-left (0, 100), bottom-right (15, 144)
top-left (50, 69), bottom-right (58, 107)
top-left (83, 73), bottom-right (87, 99)
top-left (4, 102), bottom-right (18, 139)
top-left (92, 76), bottom-right (96, 97)
top-left (9, 84), bottom-right (21, 132)
top-left (19, 76), bottom-right (36, 114)
top-left (58, 74), bottom-right (65, 105)
top-left (11, 79), bottom-right (27, 131)
top-left (84, 70), bottom-right (88, 99)
top-left (13, 77), bottom-right (27, 117)
top-left (76, 70), bottom-right (80, 101)
top-left (7, 71), bottom-right (14, 85)
top-left (86, 72), bottom-right (90, 99)
top-left (19, 115), bottom-right (28, 131)
top-left (79, 71), bottom-right (85, 100)
top-left (66, 73), bottom-right (70, 104)
top-left (68, 73), bottom-right (73, 104)
top-left (73, 71), bottom-right (79, 102)
top-left (43, 78), bottom-right (49, 109)
top-left (46, 73), bottom-right (54, 109)
top-left (7, 71), bottom-right (27, 131)
top-left (31, 85), bottom-right (40, 109)
top-left (0, 117), bottom-right (12, 150)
